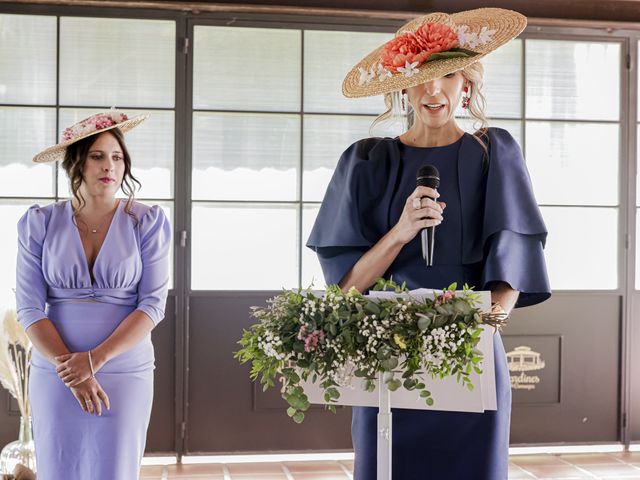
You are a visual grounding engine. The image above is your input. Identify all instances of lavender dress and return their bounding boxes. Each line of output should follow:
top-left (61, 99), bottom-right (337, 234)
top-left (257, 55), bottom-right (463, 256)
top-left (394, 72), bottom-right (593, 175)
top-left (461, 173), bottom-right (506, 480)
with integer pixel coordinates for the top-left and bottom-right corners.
top-left (16, 199), bottom-right (170, 480)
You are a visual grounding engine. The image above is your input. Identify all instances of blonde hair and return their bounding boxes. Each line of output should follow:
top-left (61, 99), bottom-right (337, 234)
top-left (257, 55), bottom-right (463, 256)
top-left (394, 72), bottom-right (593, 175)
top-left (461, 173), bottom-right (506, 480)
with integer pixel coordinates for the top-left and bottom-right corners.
top-left (370, 61), bottom-right (490, 158)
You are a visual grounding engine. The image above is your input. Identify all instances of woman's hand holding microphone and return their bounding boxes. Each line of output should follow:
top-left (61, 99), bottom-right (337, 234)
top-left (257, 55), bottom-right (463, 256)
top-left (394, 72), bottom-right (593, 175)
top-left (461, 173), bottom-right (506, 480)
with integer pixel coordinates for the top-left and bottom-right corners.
top-left (391, 186), bottom-right (446, 245)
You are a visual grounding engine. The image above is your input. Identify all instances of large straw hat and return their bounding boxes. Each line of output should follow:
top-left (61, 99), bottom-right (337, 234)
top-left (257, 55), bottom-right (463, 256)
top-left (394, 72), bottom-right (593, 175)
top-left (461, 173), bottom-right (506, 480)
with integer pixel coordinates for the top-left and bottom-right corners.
top-left (342, 7), bottom-right (526, 98)
top-left (32, 108), bottom-right (148, 163)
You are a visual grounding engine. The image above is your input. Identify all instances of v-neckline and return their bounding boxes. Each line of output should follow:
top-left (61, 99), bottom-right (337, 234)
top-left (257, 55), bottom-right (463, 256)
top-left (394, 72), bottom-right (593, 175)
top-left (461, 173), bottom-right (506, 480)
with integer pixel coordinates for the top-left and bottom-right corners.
top-left (69, 199), bottom-right (121, 286)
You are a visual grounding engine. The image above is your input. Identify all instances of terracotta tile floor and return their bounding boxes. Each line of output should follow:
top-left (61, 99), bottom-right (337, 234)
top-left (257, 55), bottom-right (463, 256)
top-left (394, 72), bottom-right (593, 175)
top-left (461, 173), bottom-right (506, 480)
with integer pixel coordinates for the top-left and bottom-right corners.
top-left (140, 452), bottom-right (640, 479)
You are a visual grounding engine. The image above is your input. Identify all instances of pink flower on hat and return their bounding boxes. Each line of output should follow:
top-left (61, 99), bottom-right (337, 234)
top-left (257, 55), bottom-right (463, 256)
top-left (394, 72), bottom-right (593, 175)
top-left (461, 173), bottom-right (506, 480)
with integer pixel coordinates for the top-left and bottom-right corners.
top-left (61, 111), bottom-right (129, 142)
top-left (381, 22), bottom-right (460, 74)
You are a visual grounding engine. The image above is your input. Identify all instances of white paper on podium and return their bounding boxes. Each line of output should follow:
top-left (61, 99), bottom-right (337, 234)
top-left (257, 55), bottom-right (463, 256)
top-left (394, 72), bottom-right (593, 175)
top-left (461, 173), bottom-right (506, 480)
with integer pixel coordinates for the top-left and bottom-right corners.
top-left (302, 290), bottom-right (496, 413)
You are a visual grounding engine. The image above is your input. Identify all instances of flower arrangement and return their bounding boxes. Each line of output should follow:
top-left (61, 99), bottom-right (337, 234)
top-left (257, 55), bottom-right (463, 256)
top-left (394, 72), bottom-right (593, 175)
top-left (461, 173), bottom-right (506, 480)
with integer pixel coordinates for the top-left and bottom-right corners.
top-left (235, 280), bottom-right (506, 423)
top-left (62, 110), bottom-right (129, 142)
top-left (0, 309), bottom-right (31, 419)
top-left (358, 22), bottom-right (497, 85)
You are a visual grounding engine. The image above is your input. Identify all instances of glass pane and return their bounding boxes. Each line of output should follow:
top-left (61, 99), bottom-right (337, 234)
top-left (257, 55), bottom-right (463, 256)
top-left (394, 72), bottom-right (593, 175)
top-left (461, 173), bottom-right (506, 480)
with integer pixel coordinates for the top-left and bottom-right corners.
top-left (0, 107), bottom-right (56, 197)
top-left (303, 30), bottom-right (391, 114)
top-left (59, 17), bottom-right (175, 108)
top-left (526, 40), bottom-right (620, 121)
top-left (0, 200), bottom-right (38, 308)
top-left (0, 14), bottom-right (56, 105)
top-left (527, 122), bottom-right (618, 206)
top-left (57, 109), bottom-right (174, 199)
top-left (541, 206), bottom-right (617, 289)
top-left (192, 112), bottom-right (299, 201)
top-left (303, 115), bottom-right (374, 201)
top-left (477, 38), bottom-right (522, 119)
top-left (302, 205), bottom-right (324, 288)
top-left (194, 26), bottom-right (301, 112)
top-left (191, 203), bottom-right (298, 290)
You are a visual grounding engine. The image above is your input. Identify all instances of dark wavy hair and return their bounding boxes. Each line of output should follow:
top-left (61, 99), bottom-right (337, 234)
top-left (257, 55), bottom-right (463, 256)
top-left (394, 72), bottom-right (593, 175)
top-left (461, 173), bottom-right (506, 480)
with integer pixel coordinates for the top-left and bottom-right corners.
top-left (61, 128), bottom-right (141, 222)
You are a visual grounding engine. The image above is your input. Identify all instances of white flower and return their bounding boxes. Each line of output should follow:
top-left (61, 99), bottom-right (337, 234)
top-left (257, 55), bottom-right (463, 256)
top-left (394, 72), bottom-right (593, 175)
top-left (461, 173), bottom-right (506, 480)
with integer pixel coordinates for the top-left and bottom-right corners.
top-left (456, 25), bottom-right (479, 49)
top-left (478, 26), bottom-right (497, 45)
top-left (358, 66), bottom-right (375, 86)
top-left (376, 63), bottom-right (392, 81)
top-left (397, 61), bottom-right (420, 78)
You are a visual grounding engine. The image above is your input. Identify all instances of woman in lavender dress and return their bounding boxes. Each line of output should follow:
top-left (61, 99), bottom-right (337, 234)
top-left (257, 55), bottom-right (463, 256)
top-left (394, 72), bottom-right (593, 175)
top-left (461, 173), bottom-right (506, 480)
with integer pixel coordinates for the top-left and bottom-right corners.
top-left (16, 110), bottom-right (171, 479)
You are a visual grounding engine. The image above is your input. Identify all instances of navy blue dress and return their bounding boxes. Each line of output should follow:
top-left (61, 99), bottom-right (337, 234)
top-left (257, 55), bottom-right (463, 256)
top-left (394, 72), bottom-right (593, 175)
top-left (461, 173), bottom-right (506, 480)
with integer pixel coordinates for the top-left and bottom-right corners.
top-left (307, 127), bottom-right (550, 480)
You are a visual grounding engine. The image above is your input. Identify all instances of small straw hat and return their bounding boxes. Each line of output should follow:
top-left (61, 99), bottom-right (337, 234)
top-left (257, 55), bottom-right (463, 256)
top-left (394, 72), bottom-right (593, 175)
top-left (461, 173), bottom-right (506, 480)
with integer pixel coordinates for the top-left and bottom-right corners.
top-left (342, 7), bottom-right (526, 98)
top-left (32, 108), bottom-right (148, 163)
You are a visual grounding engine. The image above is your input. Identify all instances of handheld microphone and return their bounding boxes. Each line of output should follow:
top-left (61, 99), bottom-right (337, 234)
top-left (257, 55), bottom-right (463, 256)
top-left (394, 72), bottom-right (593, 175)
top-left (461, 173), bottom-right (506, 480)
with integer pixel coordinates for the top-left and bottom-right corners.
top-left (416, 165), bottom-right (440, 267)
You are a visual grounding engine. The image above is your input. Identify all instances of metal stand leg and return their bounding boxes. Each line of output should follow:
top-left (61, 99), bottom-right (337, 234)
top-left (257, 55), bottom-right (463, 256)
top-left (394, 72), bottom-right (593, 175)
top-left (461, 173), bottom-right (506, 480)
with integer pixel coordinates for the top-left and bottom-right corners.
top-left (377, 373), bottom-right (392, 480)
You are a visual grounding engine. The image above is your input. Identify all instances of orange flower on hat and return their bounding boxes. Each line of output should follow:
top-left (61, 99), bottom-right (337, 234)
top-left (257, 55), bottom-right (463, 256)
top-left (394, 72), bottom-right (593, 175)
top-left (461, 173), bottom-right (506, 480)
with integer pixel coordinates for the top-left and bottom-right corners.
top-left (380, 31), bottom-right (431, 73)
top-left (381, 22), bottom-right (460, 74)
top-left (414, 23), bottom-right (459, 54)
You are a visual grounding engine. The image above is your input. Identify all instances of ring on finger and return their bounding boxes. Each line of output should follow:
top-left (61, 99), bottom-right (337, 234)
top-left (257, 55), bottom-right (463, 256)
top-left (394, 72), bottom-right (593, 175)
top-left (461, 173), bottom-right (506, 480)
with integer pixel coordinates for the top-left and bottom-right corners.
top-left (412, 197), bottom-right (421, 210)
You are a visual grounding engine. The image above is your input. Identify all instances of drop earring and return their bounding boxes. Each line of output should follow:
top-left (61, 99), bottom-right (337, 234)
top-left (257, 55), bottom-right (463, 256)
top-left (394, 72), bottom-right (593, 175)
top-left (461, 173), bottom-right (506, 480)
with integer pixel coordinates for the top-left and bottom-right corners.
top-left (461, 84), bottom-right (471, 109)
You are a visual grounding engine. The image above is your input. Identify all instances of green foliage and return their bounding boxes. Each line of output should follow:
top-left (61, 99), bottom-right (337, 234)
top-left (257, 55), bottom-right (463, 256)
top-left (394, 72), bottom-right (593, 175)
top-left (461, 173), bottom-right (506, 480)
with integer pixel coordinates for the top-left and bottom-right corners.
top-left (234, 280), bottom-right (489, 423)
top-left (426, 48), bottom-right (479, 63)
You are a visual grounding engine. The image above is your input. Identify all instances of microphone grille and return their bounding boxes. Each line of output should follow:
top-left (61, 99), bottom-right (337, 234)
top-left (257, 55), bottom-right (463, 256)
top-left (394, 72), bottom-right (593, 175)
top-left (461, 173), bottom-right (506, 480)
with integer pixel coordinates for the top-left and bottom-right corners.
top-left (417, 165), bottom-right (440, 189)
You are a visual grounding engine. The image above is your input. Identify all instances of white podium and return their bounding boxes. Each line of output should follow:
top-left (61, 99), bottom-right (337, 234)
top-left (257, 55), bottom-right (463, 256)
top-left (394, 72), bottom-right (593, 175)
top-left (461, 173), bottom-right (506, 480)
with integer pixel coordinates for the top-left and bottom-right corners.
top-left (302, 290), bottom-right (496, 480)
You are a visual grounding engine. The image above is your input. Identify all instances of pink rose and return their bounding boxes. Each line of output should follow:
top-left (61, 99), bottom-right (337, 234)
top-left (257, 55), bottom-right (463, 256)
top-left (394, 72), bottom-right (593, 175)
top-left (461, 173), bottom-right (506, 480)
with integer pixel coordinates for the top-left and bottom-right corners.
top-left (302, 330), bottom-right (325, 353)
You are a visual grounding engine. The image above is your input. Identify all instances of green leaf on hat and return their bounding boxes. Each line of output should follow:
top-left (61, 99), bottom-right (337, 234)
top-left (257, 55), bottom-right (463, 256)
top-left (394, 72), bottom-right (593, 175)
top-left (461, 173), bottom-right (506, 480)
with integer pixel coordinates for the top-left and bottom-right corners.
top-left (426, 48), bottom-right (479, 63)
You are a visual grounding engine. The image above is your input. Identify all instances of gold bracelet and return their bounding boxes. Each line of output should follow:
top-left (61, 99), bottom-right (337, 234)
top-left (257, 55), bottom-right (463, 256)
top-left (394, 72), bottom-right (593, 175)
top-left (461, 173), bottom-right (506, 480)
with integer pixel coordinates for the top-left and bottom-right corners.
top-left (491, 301), bottom-right (506, 315)
top-left (485, 301), bottom-right (509, 330)
top-left (88, 350), bottom-right (95, 378)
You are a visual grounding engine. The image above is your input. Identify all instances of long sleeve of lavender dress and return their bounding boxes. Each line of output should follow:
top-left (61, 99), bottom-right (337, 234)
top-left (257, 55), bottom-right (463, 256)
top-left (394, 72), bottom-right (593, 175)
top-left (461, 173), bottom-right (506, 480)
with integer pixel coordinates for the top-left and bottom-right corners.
top-left (17, 200), bottom-right (170, 480)
top-left (16, 205), bottom-right (50, 330)
top-left (136, 205), bottom-right (171, 325)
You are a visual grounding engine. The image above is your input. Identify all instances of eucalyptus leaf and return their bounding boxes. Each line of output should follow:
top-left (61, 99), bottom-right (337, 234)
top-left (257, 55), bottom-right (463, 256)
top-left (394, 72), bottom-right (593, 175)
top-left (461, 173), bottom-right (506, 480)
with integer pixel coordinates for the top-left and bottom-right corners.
top-left (433, 316), bottom-right (446, 328)
top-left (381, 356), bottom-right (399, 371)
top-left (364, 301), bottom-right (381, 316)
top-left (417, 316), bottom-right (432, 331)
top-left (387, 379), bottom-right (402, 391)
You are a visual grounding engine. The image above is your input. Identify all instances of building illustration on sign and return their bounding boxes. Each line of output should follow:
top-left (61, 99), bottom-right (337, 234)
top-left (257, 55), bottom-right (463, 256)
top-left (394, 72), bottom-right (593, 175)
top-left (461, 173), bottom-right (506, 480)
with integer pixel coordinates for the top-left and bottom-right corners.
top-left (506, 346), bottom-right (546, 390)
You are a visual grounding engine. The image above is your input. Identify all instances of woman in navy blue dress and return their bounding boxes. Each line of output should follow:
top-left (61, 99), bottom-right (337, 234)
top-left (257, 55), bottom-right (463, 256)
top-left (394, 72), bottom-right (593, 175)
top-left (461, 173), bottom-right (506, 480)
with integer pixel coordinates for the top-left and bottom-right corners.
top-left (307, 8), bottom-right (550, 480)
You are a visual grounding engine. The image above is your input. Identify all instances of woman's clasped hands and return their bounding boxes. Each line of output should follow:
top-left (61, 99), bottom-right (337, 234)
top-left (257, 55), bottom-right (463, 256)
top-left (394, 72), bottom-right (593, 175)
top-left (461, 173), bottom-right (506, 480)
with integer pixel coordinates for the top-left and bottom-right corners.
top-left (55, 351), bottom-right (110, 416)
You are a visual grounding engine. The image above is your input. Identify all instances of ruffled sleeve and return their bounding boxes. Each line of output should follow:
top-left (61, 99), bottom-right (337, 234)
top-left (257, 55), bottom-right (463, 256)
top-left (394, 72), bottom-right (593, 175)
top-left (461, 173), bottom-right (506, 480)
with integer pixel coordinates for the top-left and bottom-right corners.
top-left (306, 138), bottom-right (396, 286)
top-left (136, 205), bottom-right (171, 326)
top-left (16, 205), bottom-right (50, 330)
top-left (480, 128), bottom-right (551, 307)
